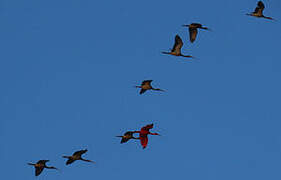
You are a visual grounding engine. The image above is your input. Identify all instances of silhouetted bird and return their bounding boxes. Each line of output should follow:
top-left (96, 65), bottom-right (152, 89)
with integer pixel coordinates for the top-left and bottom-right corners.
top-left (182, 23), bottom-right (210, 43)
top-left (246, 1), bottom-right (274, 20)
top-left (135, 80), bottom-right (164, 95)
top-left (162, 35), bottom-right (193, 58)
top-left (62, 149), bottom-right (94, 165)
top-left (116, 131), bottom-right (138, 143)
top-left (27, 160), bottom-right (58, 176)
top-left (134, 124), bottom-right (160, 149)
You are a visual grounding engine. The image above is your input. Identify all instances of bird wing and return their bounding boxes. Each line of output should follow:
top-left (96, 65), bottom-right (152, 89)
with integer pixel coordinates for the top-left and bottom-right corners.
top-left (189, 28), bottom-right (198, 43)
top-left (121, 137), bottom-right (130, 143)
top-left (73, 149), bottom-right (87, 156)
top-left (140, 135), bottom-right (148, 149)
top-left (35, 166), bottom-right (44, 176)
top-left (141, 124), bottom-right (154, 131)
top-left (171, 35), bottom-right (183, 54)
top-left (121, 131), bottom-right (135, 143)
top-left (191, 23), bottom-right (202, 28)
top-left (254, 1), bottom-right (264, 14)
top-left (140, 88), bottom-right (147, 94)
top-left (66, 158), bottom-right (75, 165)
top-left (124, 131), bottom-right (134, 136)
top-left (37, 160), bottom-right (48, 164)
top-left (141, 80), bottom-right (152, 86)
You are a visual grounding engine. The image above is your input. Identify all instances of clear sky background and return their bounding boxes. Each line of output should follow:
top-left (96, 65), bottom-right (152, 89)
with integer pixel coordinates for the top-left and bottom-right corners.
top-left (0, 0), bottom-right (281, 179)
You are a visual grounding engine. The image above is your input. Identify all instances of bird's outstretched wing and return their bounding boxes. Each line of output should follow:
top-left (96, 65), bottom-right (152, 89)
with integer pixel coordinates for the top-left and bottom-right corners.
top-left (171, 35), bottom-right (183, 54)
top-left (35, 166), bottom-right (44, 176)
top-left (141, 124), bottom-right (154, 131)
top-left (120, 137), bottom-right (130, 143)
top-left (124, 131), bottom-right (134, 136)
top-left (37, 160), bottom-right (49, 164)
top-left (140, 135), bottom-right (148, 149)
top-left (189, 28), bottom-right (198, 43)
top-left (141, 80), bottom-right (152, 86)
top-left (118, 131), bottom-right (134, 143)
top-left (73, 149), bottom-right (87, 156)
top-left (254, 1), bottom-right (265, 14)
top-left (66, 158), bottom-right (75, 165)
top-left (140, 89), bottom-right (147, 94)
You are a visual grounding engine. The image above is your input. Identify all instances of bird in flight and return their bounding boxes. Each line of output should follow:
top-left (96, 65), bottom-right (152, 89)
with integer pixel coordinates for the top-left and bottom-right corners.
top-left (182, 23), bottom-right (210, 43)
top-left (27, 160), bottom-right (58, 176)
top-left (135, 80), bottom-right (164, 95)
top-left (62, 149), bottom-right (95, 165)
top-left (162, 35), bottom-right (193, 58)
top-left (116, 131), bottom-right (139, 143)
top-left (134, 124), bottom-right (160, 149)
top-left (246, 1), bottom-right (274, 20)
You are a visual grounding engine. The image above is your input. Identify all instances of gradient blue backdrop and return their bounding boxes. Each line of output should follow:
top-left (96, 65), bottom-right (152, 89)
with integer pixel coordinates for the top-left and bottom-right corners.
top-left (1, 0), bottom-right (281, 179)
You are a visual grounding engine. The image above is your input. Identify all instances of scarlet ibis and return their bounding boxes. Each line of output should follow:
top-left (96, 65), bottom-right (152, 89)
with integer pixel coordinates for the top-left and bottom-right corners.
top-left (182, 23), bottom-right (210, 43)
top-left (162, 35), bottom-right (193, 58)
top-left (246, 1), bottom-right (274, 20)
top-left (134, 124), bottom-right (160, 149)
top-left (62, 149), bottom-right (95, 165)
top-left (116, 131), bottom-right (138, 143)
top-left (27, 160), bottom-right (58, 176)
top-left (135, 80), bottom-right (164, 95)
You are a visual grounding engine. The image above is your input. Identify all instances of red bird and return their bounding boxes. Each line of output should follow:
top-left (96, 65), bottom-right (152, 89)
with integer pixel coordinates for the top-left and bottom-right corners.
top-left (134, 124), bottom-right (160, 149)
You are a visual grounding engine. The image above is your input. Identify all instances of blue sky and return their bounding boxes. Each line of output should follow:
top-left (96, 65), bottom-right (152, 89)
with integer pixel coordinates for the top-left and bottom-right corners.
top-left (0, 0), bottom-right (281, 179)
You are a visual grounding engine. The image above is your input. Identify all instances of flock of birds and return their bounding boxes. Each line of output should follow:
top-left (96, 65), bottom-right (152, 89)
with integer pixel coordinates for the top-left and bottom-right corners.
top-left (27, 1), bottom-right (275, 177)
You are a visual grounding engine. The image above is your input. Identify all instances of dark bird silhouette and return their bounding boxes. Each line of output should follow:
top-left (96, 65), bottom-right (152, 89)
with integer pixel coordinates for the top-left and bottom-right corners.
top-left (182, 23), bottom-right (210, 43)
top-left (162, 35), bottom-right (193, 58)
top-left (27, 160), bottom-right (58, 176)
top-left (246, 1), bottom-right (274, 20)
top-left (62, 149), bottom-right (94, 165)
top-left (134, 124), bottom-right (160, 149)
top-left (135, 80), bottom-right (164, 95)
top-left (116, 131), bottom-right (138, 143)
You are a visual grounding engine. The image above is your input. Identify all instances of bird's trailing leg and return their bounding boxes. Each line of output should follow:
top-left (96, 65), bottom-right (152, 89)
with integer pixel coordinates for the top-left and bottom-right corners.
top-left (149, 132), bottom-right (160, 136)
top-left (162, 51), bottom-right (171, 55)
top-left (264, 16), bottom-right (275, 20)
top-left (152, 88), bottom-right (165, 92)
top-left (81, 158), bottom-right (95, 163)
top-left (181, 54), bottom-right (193, 58)
top-left (45, 166), bottom-right (58, 170)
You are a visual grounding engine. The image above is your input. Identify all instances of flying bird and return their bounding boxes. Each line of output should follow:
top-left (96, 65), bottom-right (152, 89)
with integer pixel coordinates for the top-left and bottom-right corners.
top-left (182, 23), bottom-right (210, 43)
top-left (135, 80), bottom-right (164, 95)
top-left (134, 124), bottom-right (160, 149)
top-left (246, 1), bottom-right (274, 20)
top-left (162, 35), bottom-right (193, 58)
top-left (116, 131), bottom-right (139, 143)
top-left (62, 149), bottom-right (94, 165)
top-left (27, 160), bottom-right (58, 176)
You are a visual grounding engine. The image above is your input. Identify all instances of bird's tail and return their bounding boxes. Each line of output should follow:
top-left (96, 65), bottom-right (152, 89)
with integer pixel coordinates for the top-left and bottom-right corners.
top-left (62, 156), bottom-right (70, 159)
top-left (27, 163), bottom-right (35, 166)
top-left (116, 135), bottom-right (123, 138)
